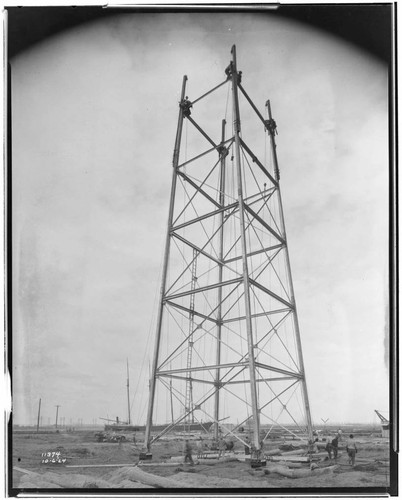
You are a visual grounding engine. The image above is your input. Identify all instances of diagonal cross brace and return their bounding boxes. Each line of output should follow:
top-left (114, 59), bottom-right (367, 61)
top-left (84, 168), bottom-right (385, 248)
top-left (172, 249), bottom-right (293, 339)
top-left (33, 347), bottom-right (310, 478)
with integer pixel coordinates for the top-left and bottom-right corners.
top-left (177, 170), bottom-right (222, 209)
top-left (240, 138), bottom-right (278, 187)
top-left (171, 232), bottom-right (223, 267)
top-left (249, 278), bottom-right (293, 309)
top-left (244, 203), bottom-right (285, 244)
top-left (185, 115), bottom-right (218, 149)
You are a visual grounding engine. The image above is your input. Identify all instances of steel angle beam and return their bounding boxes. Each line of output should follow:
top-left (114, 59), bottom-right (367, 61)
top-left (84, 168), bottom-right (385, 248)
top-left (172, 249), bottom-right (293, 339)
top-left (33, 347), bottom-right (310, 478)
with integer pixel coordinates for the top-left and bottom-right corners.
top-left (170, 232), bottom-right (223, 266)
top-left (177, 137), bottom-right (234, 169)
top-left (192, 79), bottom-right (228, 105)
top-left (224, 243), bottom-right (284, 264)
top-left (222, 307), bottom-right (291, 324)
top-left (165, 300), bottom-right (219, 325)
top-left (172, 201), bottom-right (238, 231)
top-left (158, 373), bottom-right (216, 385)
top-left (249, 278), bottom-right (293, 309)
top-left (165, 277), bottom-right (243, 301)
top-left (177, 170), bottom-right (222, 209)
top-left (238, 83), bottom-right (267, 127)
top-left (185, 114), bottom-right (218, 149)
top-left (239, 138), bottom-right (278, 187)
top-left (244, 203), bottom-right (285, 244)
top-left (158, 361), bottom-right (249, 376)
top-left (254, 361), bottom-right (302, 379)
top-left (223, 376), bottom-right (296, 385)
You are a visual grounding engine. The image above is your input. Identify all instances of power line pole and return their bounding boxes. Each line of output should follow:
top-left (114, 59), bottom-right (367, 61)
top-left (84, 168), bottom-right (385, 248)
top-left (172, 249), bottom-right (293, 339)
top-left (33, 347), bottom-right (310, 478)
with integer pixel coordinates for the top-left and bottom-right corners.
top-left (55, 405), bottom-right (61, 429)
top-left (126, 358), bottom-right (131, 425)
top-left (36, 398), bottom-right (41, 433)
top-left (170, 379), bottom-right (174, 424)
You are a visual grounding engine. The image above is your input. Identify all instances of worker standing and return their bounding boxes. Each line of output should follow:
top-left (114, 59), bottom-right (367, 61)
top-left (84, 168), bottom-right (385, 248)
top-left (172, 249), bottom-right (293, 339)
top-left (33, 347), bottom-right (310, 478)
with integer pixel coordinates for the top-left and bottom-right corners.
top-left (218, 436), bottom-right (226, 459)
top-left (346, 434), bottom-right (358, 467)
top-left (183, 439), bottom-right (194, 465)
top-left (244, 436), bottom-right (251, 455)
top-left (325, 436), bottom-right (332, 460)
top-left (196, 436), bottom-right (203, 458)
top-left (307, 439), bottom-right (318, 460)
top-left (331, 436), bottom-right (339, 459)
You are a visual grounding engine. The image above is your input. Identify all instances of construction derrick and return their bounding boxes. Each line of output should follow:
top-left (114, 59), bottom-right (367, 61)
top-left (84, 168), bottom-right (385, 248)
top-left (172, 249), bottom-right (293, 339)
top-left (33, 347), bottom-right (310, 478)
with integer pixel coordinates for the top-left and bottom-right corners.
top-left (374, 410), bottom-right (389, 424)
top-left (144, 45), bottom-right (313, 458)
top-left (374, 410), bottom-right (390, 438)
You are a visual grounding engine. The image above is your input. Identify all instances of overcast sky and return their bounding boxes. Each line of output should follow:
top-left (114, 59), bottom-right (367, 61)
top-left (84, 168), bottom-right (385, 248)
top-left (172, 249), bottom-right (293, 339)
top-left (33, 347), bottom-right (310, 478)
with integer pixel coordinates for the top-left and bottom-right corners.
top-left (11, 12), bottom-right (389, 426)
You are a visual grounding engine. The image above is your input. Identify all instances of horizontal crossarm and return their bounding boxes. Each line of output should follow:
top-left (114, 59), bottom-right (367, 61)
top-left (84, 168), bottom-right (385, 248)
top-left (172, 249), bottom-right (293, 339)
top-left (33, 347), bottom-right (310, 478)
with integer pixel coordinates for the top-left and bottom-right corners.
top-left (160, 373), bottom-right (216, 385)
top-left (222, 307), bottom-right (291, 324)
top-left (158, 361), bottom-right (248, 376)
top-left (165, 277), bottom-right (243, 301)
top-left (172, 201), bottom-right (238, 231)
top-left (224, 243), bottom-right (284, 264)
top-left (224, 376), bottom-right (297, 385)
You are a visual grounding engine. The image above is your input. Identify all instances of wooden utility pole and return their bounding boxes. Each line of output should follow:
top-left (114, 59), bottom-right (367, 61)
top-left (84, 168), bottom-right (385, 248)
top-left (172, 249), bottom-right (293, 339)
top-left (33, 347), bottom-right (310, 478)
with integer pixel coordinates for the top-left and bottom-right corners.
top-left (126, 358), bottom-right (131, 425)
top-left (170, 379), bottom-right (174, 424)
top-left (55, 405), bottom-right (61, 429)
top-left (36, 398), bottom-right (41, 433)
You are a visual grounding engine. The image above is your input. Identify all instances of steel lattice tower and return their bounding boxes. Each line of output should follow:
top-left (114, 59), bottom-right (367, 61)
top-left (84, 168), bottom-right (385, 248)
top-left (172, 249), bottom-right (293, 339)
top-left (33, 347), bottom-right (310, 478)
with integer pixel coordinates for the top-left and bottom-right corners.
top-left (144, 46), bottom-right (313, 457)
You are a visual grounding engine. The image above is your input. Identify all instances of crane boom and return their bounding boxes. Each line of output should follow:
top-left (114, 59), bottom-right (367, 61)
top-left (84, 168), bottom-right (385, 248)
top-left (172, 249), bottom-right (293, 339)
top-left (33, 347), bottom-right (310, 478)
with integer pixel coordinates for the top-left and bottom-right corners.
top-left (374, 409), bottom-right (389, 424)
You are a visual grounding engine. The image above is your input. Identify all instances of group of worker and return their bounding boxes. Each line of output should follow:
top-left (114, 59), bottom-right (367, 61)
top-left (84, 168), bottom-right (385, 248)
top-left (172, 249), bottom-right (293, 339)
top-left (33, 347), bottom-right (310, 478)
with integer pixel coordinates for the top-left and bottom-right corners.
top-left (183, 435), bottom-right (230, 465)
top-left (183, 431), bottom-right (359, 467)
top-left (325, 432), bottom-right (358, 466)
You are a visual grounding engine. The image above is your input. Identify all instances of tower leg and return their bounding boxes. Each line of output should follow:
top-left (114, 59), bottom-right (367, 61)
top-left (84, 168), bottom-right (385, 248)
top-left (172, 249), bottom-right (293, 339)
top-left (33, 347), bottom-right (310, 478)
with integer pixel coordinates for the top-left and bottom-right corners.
top-left (214, 119), bottom-right (227, 442)
top-left (266, 100), bottom-right (313, 441)
top-left (230, 45), bottom-right (261, 455)
top-left (144, 75), bottom-right (188, 452)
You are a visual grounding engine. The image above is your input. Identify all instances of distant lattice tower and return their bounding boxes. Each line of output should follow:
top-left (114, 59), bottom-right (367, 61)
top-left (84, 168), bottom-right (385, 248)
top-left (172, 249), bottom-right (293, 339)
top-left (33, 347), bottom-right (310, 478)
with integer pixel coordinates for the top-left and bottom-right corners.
top-left (144, 45), bottom-right (313, 460)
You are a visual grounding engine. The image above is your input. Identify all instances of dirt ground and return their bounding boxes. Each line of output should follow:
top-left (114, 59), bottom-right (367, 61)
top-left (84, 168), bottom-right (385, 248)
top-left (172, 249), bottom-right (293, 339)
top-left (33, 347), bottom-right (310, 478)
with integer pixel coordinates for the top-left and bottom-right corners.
top-left (10, 429), bottom-right (390, 492)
